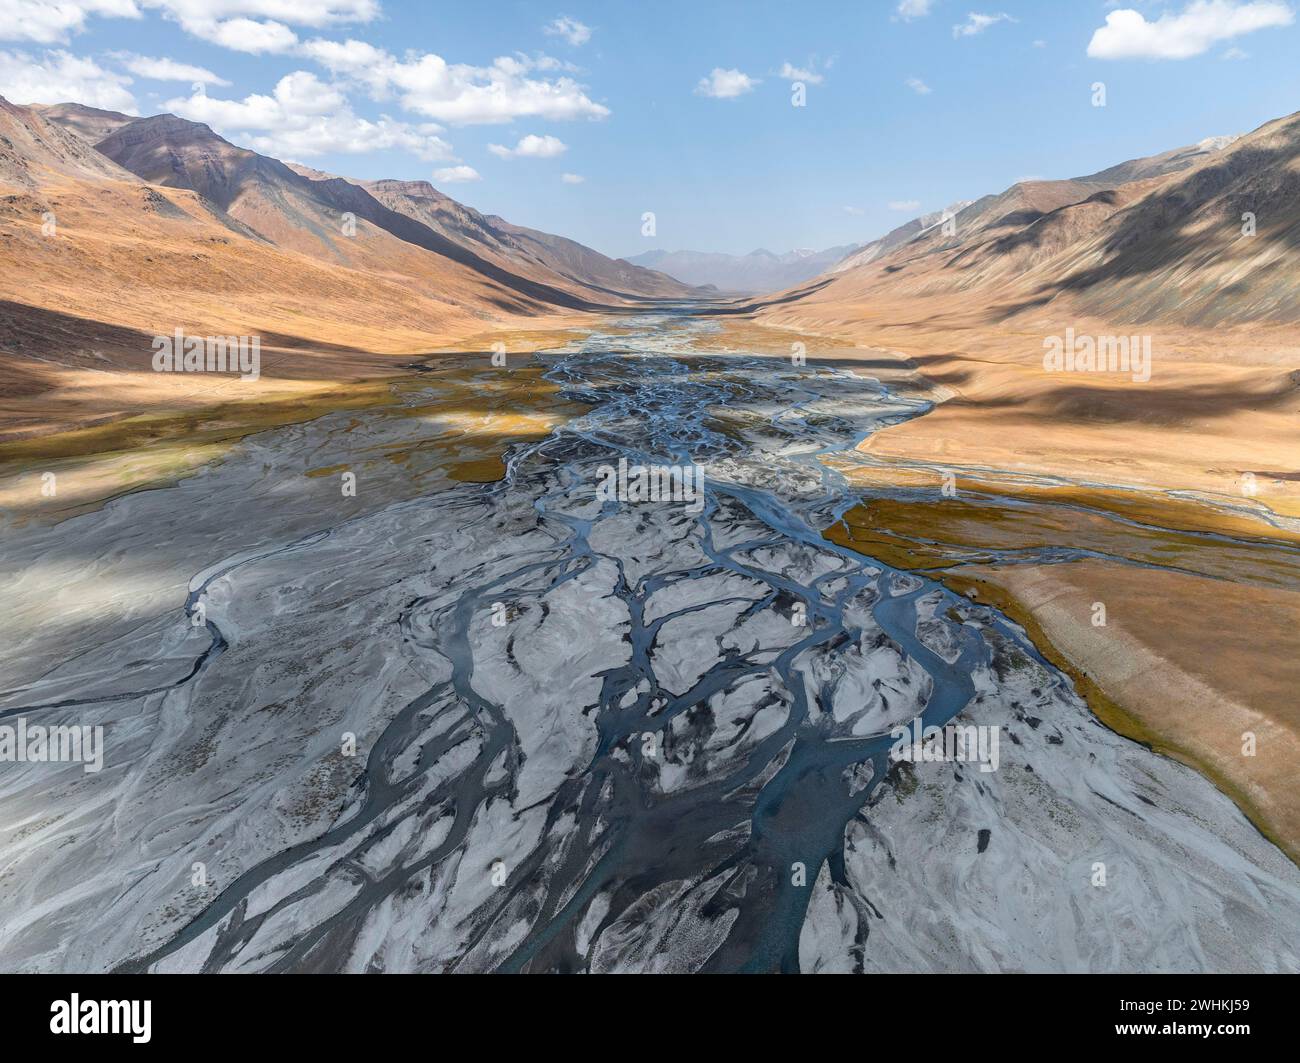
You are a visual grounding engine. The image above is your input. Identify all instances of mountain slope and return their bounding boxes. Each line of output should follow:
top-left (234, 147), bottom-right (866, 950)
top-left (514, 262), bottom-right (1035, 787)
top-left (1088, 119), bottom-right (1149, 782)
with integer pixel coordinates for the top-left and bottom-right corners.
top-left (362, 179), bottom-right (692, 299)
top-left (738, 113), bottom-right (1300, 522)
top-left (29, 103), bottom-right (136, 145)
top-left (1035, 114), bottom-right (1300, 325)
top-left (1077, 135), bottom-right (1240, 186)
top-left (0, 97), bottom-right (133, 189)
top-left (814, 134), bottom-right (1245, 304)
top-left (0, 95), bottom-right (616, 440)
top-left (765, 128), bottom-right (1276, 324)
top-left (487, 214), bottom-right (694, 299)
top-left (86, 113), bottom-right (665, 310)
top-left (82, 113), bottom-right (694, 308)
top-left (832, 204), bottom-right (973, 272)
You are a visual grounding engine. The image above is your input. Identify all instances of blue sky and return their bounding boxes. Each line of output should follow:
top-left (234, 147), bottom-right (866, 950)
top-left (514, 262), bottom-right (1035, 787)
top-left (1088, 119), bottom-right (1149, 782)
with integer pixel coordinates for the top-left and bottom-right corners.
top-left (2, 0), bottom-right (1297, 257)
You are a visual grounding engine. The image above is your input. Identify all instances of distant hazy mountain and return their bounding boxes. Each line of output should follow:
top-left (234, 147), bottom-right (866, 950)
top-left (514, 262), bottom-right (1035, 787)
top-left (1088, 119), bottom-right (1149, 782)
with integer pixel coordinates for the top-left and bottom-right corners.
top-left (626, 245), bottom-right (860, 293)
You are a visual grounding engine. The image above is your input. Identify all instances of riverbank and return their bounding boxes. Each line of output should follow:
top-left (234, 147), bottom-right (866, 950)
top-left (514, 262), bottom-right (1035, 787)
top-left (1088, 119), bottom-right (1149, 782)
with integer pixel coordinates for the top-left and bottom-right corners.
top-left (698, 314), bottom-right (1300, 865)
top-left (0, 324), bottom-right (589, 526)
top-left (13, 305), bottom-right (1295, 874)
top-left (6, 314), bottom-right (1296, 972)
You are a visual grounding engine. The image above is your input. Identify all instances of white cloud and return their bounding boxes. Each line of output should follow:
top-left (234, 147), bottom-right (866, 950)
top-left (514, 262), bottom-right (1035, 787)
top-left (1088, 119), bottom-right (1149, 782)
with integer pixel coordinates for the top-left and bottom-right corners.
top-left (560, 172), bottom-right (584, 183)
top-left (528, 52), bottom-right (580, 73)
top-left (1087, 1), bottom-right (1293, 60)
top-left (889, 199), bottom-right (922, 211)
top-left (117, 53), bottom-right (230, 85)
top-left (433, 164), bottom-right (480, 183)
top-left (300, 39), bottom-right (611, 124)
top-left (695, 67), bottom-right (759, 99)
top-left (778, 61), bottom-right (824, 84)
top-left (128, 1), bottom-right (380, 54)
top-left (0, 48), bottom-right (136, 110)
top-left (543, 16), bottom-right (591, 46)
top-left (1223, 45), bottom-right (1251, 57)
top-left (198, 16), bottom-right (299, 53)
top-left (0, 0), bottom-right (377, 52)
top-left (843, 205), bottom-right (865, 216)
top-left (905, 75), bottom-right (932, 94)
top-left (488, 133), bottom-right (567, 159)
top-left (164, 71), bottom-right (455, 159)
top-left (0, 7), bottom-right (610, 124)
top-left (295, 36), bottom-right (387, 82)
top-left (149, 0), bottom-right (376, 26)
top-left (952, 12), bottom-right (1016, 37)
top-left (895, 0), bottom-right (934, 19)
top-left (0, 1), bottom-right (141, 46)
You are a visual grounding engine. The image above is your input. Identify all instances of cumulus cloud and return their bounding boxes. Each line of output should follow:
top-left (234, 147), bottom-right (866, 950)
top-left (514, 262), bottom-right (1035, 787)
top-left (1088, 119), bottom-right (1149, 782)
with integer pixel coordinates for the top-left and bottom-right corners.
top-left (560, 172), bottom-right (584, 183)
top-left (299, 39), bottom-right (610, 124)
top-left (0, 7), bottom-right (612, 129)
top-left (145, 0), bottom-right (377, 54)
top-left (905, 75), bottom-right (932, 94)
top-left (1087, 1), bottom-right (1293, 60)
top-left (433, 164), bottom-right (480, 183)
top-left (895, 0), bottom-right (934, 19)
top-left (0, 48), bottom-right (136, 109)
top-left (0, 1), bottom-right (140, 46)
top-left (151, 0), bottom-right (377, 27)
top-left (196, 16), bottom-right (298, 53)
top-left (842, 205), bottom-right (865, 216)
top-left (488, 133), bottom-right (567, 159)
top-left (295, 35), bottom-right (387, 83)
top-left (952, 12), bottom-right (1016, 37)
top-left (695, 67), bottom-right (759, 99)
top-left (116, 53), bottom-right (230, 85)
top-left (543, 16), bottom-right (591, 46)
top-left (0, 0), bottom-right (378, 51)
top-left (778, 61), bottom-right (824, 84)
top-left (163, 71), bottom-right (455, 159)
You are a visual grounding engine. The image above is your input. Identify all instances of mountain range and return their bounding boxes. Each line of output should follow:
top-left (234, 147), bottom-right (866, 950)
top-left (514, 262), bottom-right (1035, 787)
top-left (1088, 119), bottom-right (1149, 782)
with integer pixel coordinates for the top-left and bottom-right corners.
top-left (0, 97), bottom-right (700, 439)
top-left (626, 245), bottom-right (860, 294)
top-left (6, 93), bottom-right (1300, 447)
top-left (4, 91), bottom-right (1300, 919)
top-left (763, 125), bottom-right (1298, 327)
top-left (734, 110), bottom-right (1300, 528)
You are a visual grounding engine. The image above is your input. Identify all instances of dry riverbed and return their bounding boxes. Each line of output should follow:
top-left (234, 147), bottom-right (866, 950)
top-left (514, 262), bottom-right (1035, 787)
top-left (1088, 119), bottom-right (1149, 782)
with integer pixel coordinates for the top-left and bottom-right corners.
top-left (2, 313), bottom-right (1297, 973)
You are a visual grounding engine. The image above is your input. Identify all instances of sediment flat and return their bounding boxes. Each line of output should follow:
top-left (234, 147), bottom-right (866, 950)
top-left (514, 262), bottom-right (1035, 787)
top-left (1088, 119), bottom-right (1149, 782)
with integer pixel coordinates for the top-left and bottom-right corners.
top-left (716, 307), bottom-right (1300, 867)
top-left (2, 315), bottom-right (1297, 973)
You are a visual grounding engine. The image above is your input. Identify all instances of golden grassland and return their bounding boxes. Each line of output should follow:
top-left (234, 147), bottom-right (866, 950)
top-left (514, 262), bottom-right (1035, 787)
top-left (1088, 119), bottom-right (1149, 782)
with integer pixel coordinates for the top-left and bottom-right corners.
top-left (824, 483), bottom-right (1300, 863)
top-left (686, 297), bottom-right (1300, 862)
top-left (6, 261), bottom-right (1297, 863)
top-left (359, 364), bottom-right (588, 485)
top-left (952, 561), bottom-right (1300, 866)
top-left (0, 329), bottom-right (590, 525)
top-left (701, 304), bottom-right (1300, 512)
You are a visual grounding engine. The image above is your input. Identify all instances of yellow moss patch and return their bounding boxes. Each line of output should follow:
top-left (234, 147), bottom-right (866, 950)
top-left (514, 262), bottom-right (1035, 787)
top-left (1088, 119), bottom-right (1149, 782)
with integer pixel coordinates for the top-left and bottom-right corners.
top-left (825, 460), bottom-right (1300, 546)
top-left (824, 484), bottom-right (1300, 867)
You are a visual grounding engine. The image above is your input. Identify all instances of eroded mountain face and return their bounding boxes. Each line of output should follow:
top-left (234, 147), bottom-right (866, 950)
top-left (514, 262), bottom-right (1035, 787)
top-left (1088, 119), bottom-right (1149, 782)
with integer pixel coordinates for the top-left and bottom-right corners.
top-left (2, 316), bottom-right (1297, 973)
top-left (771, 110), bottom-right (1300, 327)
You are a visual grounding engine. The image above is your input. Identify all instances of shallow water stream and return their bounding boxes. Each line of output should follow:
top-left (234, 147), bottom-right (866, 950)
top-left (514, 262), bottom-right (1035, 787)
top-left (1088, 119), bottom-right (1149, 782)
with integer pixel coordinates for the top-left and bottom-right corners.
top-left (2, 313), bottom-right (1298, 973)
